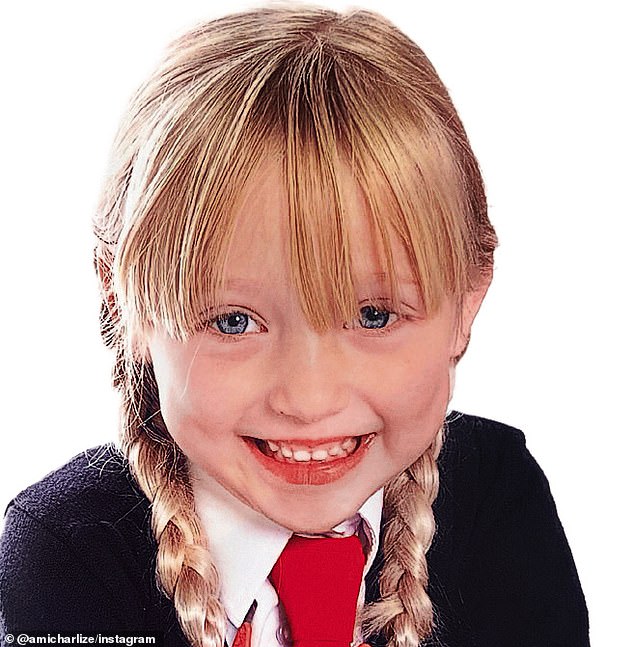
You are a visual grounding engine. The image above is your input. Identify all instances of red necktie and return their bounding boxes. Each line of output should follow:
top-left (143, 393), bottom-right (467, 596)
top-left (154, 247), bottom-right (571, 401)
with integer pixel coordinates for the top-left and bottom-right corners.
top-left (269, 534), bottom-right (366, 647)
top-left (233, 600), bottom-right (257, 647)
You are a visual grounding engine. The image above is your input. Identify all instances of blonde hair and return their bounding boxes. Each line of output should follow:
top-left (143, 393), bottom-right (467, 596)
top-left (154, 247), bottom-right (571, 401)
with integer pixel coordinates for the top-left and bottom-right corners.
top-left (94, 6), bottom-right (496, 647)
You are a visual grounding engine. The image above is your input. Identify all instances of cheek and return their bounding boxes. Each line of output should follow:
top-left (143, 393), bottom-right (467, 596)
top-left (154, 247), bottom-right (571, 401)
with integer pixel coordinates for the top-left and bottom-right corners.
top-left (370, 340), bottom-right (451, 405)
top-left (367, 345), bottom-right (452, 455)
top-left (153, 352), bottom-right (260, 442)
top-left (155, 364), bottom-right (253, 482)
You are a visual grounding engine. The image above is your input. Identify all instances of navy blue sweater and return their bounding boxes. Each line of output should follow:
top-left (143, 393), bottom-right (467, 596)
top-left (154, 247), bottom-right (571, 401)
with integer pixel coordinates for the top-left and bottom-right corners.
top-left (0, 414), bottom-right (590, 646)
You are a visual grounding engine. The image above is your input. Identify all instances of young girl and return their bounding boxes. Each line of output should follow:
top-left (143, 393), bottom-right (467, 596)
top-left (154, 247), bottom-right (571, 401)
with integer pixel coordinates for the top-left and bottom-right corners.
top-left (0, 6), bottom-right (589, 647)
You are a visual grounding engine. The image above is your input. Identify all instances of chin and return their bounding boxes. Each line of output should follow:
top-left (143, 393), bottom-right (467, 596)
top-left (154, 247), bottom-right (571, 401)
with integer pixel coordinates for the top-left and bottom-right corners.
top-left (282, 517), bottom-right (345, 534)
top-left (268, 499), bottom-right (361, 534)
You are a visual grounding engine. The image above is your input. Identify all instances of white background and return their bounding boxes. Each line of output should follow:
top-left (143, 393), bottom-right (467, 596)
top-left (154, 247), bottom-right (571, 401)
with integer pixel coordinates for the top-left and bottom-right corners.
top-left (0, 1), bottom-right (631, 644)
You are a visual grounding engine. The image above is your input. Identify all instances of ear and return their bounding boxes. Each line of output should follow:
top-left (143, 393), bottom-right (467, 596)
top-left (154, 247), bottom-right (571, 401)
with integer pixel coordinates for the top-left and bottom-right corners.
top-left (94, 251), bottom-right (119, 324)
top-left (451, 270), bottom-right (492, 362)
top-left (94, 250), bottom-right (151, 362)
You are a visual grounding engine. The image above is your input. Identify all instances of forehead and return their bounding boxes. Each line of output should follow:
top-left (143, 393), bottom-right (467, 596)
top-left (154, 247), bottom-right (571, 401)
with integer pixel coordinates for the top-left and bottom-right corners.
top-left (226, 164), bottom-right (410, 286)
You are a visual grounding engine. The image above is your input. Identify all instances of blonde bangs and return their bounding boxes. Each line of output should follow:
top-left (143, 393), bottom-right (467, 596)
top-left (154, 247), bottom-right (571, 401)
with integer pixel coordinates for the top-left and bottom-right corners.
top-left (282, 45), bottom-right (471, 331)
top-left (100, 8), bottom-right (490, 347)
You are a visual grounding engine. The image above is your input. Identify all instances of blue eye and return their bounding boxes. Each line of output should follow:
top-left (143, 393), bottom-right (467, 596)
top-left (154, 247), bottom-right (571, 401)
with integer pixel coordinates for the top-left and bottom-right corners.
top-left (359, 305), bottom-right (393, 329)
top-left (212, 311), bottom-right (258, 335)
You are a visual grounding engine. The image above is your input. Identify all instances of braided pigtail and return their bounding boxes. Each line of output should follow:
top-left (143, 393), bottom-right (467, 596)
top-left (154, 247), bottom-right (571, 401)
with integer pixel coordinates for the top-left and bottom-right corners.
top-left (362, 427), bottom-right (443, 647)
top-left (109, 332), bottom-right (227, 646)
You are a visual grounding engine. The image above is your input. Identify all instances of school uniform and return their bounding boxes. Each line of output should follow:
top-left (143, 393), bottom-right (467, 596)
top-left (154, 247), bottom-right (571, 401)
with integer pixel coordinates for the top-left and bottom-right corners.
top-left (189, 463), bottom-right (383, 646)
top-left (0, 413), bottom-right (590, 647)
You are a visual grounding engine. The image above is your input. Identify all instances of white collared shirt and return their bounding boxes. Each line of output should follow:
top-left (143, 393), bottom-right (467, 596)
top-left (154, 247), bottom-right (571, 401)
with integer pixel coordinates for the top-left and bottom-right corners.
top-left (190, 463), bottom-right (383, 647)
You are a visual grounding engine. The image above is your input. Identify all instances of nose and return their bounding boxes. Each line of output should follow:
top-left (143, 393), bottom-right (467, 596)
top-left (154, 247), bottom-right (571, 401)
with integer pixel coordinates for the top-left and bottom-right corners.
top-left (267, 329), bottom-right (349, 424)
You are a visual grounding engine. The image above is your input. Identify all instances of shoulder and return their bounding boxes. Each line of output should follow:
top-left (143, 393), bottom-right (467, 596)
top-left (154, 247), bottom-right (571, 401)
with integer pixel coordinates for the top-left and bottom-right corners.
top-left (440, 412), bottom-right (537, 504)
top-left (5, 443), bottom-right (150, 534)
top-left (443, 410), bottom-right (528, 459)
top-left (0, 445), bottom-right (163, 632)
top-left (2, 443), bottom-right (154, 580)
top-left (437, 412), bottom-right (558, 540)
top-left (430, 413), bottom-right (590, 646)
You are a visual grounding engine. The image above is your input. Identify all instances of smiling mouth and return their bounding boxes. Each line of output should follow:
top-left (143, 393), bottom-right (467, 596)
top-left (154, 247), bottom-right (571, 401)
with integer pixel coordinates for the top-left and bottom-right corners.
top-left (250, 434), bottom-right (374, 463)
top-left (243, 433), bottom-right (376, 485)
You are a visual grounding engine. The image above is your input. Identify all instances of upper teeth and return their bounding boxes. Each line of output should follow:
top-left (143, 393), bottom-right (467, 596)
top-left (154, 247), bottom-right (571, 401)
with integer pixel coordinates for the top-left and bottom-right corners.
top-left (264, 436), bottom-right (370, 462)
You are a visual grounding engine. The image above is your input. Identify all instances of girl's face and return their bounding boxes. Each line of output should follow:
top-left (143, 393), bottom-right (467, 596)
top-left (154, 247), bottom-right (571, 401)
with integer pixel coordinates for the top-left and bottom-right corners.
top-left (146, 167), bottom-right (485, 533)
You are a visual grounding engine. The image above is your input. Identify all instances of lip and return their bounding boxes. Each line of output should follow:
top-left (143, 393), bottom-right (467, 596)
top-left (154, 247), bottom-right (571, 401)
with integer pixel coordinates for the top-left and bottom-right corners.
top-left (244, 433), bottom-right (375, 485)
